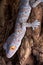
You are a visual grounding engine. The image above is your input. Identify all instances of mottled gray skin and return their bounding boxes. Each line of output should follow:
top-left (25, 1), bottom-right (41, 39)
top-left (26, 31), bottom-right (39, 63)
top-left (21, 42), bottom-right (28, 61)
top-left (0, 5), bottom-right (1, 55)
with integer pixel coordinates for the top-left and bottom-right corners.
top-left (30, 0), bottom-right (43, 8)
top-left (3, 0), bottom-right (31, 58)
top-left (3, 0), bottom-right (41, 58)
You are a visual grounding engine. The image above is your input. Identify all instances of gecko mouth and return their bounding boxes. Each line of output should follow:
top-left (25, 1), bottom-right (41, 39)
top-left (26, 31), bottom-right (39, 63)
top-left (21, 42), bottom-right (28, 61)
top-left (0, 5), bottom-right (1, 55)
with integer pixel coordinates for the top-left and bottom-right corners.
top-left (6, 50), bottom-right (15, 58)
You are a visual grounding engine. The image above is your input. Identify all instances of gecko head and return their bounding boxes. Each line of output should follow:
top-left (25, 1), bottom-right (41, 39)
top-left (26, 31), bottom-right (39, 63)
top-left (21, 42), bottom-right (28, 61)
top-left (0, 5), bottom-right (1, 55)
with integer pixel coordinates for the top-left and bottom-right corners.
top-left (5, 40), bottom-right (21, 58)
top-left (3, 41), bottom-right (17, 58)
top-left (6, 40), bottom-right (21, 58)
top-left (3, 40), bottom-right (21, 58)
top-left (6, 45), bottom-right (17, 58)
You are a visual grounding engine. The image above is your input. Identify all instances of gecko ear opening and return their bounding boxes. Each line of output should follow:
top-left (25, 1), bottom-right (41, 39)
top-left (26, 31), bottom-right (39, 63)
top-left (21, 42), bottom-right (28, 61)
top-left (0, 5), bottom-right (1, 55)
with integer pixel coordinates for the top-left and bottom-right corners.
top-left (6, 45), bottom-right (20, 58)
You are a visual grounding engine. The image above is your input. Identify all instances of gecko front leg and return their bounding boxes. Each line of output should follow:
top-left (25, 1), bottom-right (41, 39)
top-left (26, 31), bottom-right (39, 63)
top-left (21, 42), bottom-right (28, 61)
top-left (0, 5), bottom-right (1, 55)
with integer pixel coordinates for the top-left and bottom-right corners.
top-left (32, 5), bottom-right (42, 41)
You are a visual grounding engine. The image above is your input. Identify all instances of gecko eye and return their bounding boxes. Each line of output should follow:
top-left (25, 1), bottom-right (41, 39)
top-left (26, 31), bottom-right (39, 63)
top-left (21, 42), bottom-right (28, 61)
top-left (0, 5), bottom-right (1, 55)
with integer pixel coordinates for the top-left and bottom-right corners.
top-left (10, 46), bottom-right (16, 50)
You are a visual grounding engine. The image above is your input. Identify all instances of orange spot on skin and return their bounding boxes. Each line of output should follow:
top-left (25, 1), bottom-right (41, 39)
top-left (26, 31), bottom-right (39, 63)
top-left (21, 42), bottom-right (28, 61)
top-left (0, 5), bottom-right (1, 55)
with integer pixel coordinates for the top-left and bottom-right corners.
top-left (10, 46), bottom-right (16, 50)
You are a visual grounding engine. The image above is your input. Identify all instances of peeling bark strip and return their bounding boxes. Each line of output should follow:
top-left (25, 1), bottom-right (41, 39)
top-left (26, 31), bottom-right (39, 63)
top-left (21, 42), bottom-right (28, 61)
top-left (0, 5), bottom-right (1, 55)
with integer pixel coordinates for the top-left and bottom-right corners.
top-left (3, 0), bottom-right (31, 58)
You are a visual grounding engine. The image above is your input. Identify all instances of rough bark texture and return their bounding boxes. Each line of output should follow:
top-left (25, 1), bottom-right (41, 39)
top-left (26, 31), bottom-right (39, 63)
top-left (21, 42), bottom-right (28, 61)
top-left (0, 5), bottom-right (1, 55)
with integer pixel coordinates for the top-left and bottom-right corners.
top-left (0, 0), bottom-right (43, 65)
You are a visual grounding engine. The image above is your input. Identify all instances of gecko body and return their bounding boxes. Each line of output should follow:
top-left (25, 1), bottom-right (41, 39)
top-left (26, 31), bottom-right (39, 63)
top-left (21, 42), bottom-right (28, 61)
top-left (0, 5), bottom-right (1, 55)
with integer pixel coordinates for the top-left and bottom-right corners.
top-left (3, 0), bottom-right (31, 58)
top-left (3, 0), bottom-right (40, 58)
